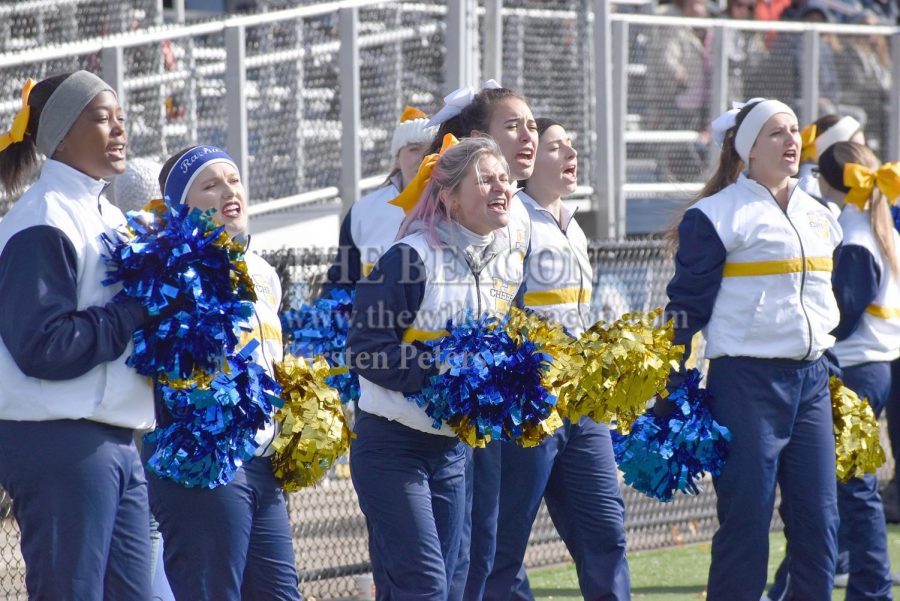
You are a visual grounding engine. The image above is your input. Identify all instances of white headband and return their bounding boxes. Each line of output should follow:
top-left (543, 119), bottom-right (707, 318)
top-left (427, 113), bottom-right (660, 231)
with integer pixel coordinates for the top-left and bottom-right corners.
top-left (426, 79), bottom-right (503, 127)
top-left (814, 116), bottom-right (861, 159)
top-left (710, 98), bottom-right (796, 163)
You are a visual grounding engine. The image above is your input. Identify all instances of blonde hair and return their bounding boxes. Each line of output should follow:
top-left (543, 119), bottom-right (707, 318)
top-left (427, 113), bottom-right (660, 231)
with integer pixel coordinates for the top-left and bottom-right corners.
top-left (397, 137), bottom-right (509, 245)
top-left (829, 142), bottom-right (900, 277)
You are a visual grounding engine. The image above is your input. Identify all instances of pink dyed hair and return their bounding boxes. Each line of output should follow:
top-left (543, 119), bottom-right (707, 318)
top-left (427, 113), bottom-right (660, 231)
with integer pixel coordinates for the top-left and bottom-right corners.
top-left (397, 136), bottom-right (509, 246)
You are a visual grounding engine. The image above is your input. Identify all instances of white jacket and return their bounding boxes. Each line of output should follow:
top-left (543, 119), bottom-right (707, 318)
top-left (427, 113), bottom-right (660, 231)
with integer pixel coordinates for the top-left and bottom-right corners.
top-left (519, 192), bottom-right (593, 336)
top-left (350, 177), bottom-right (405, 277)
top-left (0, 160), bottom-right (154, 428)
top-left (357, 228), bottom-right (525, 435)
top-left (237, 250), bottom-right (285, 455)
top-left (697, 173), bottom-right (842, 360)
top-left (833, 204), bottom-right (900, 366)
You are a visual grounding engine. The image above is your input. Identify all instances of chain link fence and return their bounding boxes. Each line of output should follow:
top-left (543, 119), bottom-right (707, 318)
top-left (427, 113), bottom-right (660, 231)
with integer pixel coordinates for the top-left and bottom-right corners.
top-left (1, 1), bottom-right (900, 598)
top-left (0, 238), bottom-right (743, 600)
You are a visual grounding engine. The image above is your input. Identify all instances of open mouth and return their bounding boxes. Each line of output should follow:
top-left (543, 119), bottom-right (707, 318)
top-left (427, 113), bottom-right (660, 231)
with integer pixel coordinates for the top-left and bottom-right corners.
top-left (488, 196), bottom-right (508, 214)
top-left (222, 200), bottom-right (242, 218)
top-left (516, 148), bottom-right (534, 163)
top-left (783, 148), bottom-right (798, 163)
top-left (106, 143), bottom-right (126, 159)
top-left (563, 164), bottom-right (577, 179)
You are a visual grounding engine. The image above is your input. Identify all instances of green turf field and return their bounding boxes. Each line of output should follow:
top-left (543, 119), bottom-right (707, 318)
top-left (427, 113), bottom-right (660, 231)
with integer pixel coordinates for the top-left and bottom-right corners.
top-left (530, 525), bottom-right (900, 600)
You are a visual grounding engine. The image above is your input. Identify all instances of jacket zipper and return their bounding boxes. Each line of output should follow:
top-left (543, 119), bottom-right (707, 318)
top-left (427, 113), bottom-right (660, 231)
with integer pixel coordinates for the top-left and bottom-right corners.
top-left (252, 304), bottom-right (277, 455)
top-left (545, 205), bottom-right (588, 332)
top-left (767, 185), bottom-right (814, 359)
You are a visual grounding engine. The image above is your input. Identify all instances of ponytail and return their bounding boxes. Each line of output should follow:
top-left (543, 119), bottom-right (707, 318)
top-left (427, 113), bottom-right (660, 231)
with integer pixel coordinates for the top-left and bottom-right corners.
top-left (870, 190), bottom-right (899, 277)
top-left (665, 102), bottom-right (759, 249)
top-left (0, 74), bottom-right (71, 195)
top-left (821, 141), bottom-right (900, 277)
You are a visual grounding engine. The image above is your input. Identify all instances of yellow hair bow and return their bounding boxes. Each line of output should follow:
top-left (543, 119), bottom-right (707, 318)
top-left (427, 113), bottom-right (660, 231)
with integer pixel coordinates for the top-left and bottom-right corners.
top-left (844, 162), bottom-right (900, 210)
top-left (389, 133), bottom-right (459, 214)
top-left (799, 123), bottom-right (817, 163)
top-left (0, 79), bottom-right (36, 153)
top-left (400, 106), bottom-right (427, 123)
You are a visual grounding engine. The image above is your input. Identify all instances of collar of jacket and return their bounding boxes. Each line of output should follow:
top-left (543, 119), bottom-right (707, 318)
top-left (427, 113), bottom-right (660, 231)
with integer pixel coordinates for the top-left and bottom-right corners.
top-left (41, 159), bottom-right (109, 206)
top-left (518, 190), bottom-right (577, 231)
top-left (736, 172), bottom-right (800, 205)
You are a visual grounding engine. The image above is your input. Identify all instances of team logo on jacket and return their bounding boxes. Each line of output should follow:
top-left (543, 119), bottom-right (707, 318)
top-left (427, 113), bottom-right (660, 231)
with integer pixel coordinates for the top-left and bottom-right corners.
top-left (515, 229), bottom-right (527, 251)
top-left (490, 278), bottom-right (518, 312)
top-left (807, 213), bottom-right (832, 243)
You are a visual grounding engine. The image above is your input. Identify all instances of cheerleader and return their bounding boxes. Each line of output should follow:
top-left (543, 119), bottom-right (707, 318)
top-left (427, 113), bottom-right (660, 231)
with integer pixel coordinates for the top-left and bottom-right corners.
top-left (322, 106), bottom-right (435, 294)
top-left (483, 119), bottom-right (631, 600)
top-left (798, 113), bottom-right (864, 217)
top-left (347, 137), bottom-right (524, 601)
top-left (666, 98), bottom-right (841, 600)
top-left (422, 82), bottom-right (536, 601)
top-left (770, 141), bottom-right (899, 600)
top-left (144, 145), bottom-right (301, 600)
top-left (0, 72), bottom-right (154, 599)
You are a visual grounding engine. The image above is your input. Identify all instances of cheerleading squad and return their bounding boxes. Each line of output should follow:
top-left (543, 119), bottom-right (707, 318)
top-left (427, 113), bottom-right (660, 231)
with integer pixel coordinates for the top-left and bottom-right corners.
top-left (0, 70), bottom-right (897, 601)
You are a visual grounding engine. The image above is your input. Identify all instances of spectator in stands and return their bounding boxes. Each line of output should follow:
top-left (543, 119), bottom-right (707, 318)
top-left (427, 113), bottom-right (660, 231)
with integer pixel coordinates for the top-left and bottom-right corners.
top-left (720, 0), bottom-right (769, 101)
top-left (836, 11), bottom-right (891, 145)
top-left (862, 0), bottom-right (899, 22)
top-left (646, 0), bottom-right (711, 181)
top-left (760, 2), bottom-right (842, 112)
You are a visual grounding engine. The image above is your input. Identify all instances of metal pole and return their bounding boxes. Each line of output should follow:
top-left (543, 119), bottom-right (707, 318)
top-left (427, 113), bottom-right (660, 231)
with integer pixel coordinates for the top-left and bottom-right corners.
top-left (174, 0), bottom-right (186, 23)
top-left (708, 25), bottom-right (729, 173)
top-left (225, 24), bottom-right (250, 198)
top-left (482, 0), bottom-right (503, 83)
top-left (888, 33), bottom-right (900, 161)
top-left (592, 0), bottom-right (616, 239)
top-left (339, 6), bottom-right (361, 216)
top-left (446, 0), bottom-right (471, 90)
top-left (800, 29), bottom-right (820, 126)
top-left (101, 45), bottom-right (126, 109)
top-left (612, 20), bottom-right (628, 240)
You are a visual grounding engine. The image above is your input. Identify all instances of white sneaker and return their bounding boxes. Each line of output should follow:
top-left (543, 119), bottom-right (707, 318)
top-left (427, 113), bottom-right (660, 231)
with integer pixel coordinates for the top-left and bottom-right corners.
top-left (833, 572), bottom-right (849, 588)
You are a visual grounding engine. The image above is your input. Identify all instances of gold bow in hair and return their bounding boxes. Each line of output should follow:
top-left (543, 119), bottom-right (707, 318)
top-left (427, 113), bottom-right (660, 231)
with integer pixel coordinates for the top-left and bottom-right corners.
top-left (400, 106), bottom-right (427, 123)
top-left (0, 79), bottom-right (37, 153)
top-left (844, 162), bottom-right (900, 210)
top-left (799, 123), bottom-right (817, 163)
top-left (389, 133), bottom-right (459, 214)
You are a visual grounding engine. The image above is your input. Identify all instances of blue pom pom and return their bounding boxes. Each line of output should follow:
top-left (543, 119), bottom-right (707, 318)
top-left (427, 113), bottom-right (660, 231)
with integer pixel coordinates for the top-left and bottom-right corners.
top-left (610, 368), bottom-right (732, 502)
top-left (891, 205), bottom-right (900, 235)
top-left (407, 311), bottom-right (557, 444)
top-left (144, 340), bottom-right (284, 488)
top-left (281, 288), bottom-right (359, 404)
top-left (102, 202), bottom-right (256, 379)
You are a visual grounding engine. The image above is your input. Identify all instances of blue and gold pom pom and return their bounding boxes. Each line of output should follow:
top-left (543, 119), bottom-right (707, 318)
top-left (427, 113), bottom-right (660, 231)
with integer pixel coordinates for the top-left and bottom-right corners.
top-left (144, 340), bottom-right (283, 489)
top-left (281, 288), bottom-right (358, 404)
top-left (102, 199), bottom-right (256, 380)
top-left (611, 368), bottom-right (731, 502)
top-left (407, 308), bottom-right (562, 447)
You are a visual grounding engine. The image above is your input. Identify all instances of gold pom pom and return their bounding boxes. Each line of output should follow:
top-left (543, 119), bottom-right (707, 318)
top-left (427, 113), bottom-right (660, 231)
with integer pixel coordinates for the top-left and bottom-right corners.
top-left (271, 355), bottom-right (353, 491)
top-left (565, 309), bottom-right (684, 433)
top-left (831, 375), bottom-right (885, 483)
